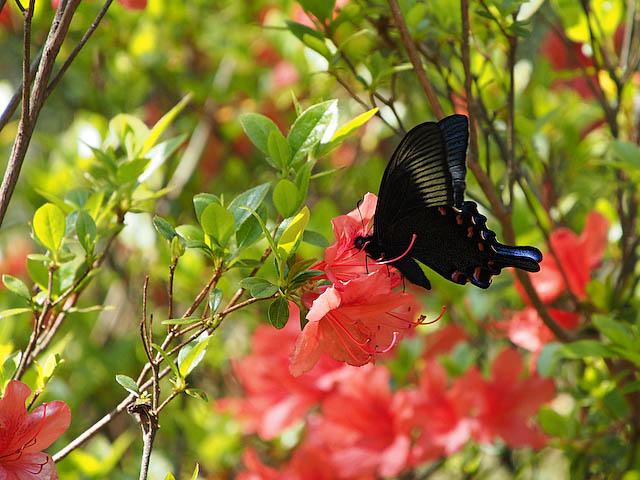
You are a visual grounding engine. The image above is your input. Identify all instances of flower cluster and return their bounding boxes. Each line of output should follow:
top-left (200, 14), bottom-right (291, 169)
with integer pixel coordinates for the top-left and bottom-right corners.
top-left (0, 380), bottom-right (71, 480)
top-left (494, 211), bottom-right (609, 358)
top-left (289, 193), bottom-right (436, 376)
top-left (225, 320), bottom-right (555, 479)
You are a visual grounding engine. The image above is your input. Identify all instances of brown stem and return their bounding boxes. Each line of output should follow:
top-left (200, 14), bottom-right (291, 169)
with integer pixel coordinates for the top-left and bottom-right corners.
top-left (0, 0), bottom-right (81, 229)
top-left (45, 0), bottom-right (114, 98)
top-left (128, 402), bottom-right (157, 480)
top-left (386, 0), bottom-right (445, 119)
top-left (14, 264), bottom-right (55, 380)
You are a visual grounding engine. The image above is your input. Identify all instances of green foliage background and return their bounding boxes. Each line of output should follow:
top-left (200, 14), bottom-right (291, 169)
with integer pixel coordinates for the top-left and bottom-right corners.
top-left (1, 0), bottom-right (639, 478)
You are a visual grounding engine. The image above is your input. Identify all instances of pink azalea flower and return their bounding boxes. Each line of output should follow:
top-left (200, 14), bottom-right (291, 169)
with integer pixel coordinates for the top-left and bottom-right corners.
top-left (290, 271), bottom-right (422, 376)
top-left (0, 380), bottom-right (71, 480)
top-left (314, 193), bottom-right (400, 285)
top-left (217, 303), bottom-right (350, 440)
top-left (463, 348), bottom-right (555, 449)
top-left (517, 211), bottom-right (609, 304)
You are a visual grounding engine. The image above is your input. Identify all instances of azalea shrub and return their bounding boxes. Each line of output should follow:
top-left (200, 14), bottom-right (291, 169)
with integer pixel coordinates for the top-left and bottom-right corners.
top-left (1, 0), bottom-right (640, 479)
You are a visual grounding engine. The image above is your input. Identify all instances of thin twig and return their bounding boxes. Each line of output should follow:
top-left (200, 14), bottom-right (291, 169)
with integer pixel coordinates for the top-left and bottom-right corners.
top-left (386, 0), bottom-right (445, 119)
top-left (45, 0), bottom-right (114, 98)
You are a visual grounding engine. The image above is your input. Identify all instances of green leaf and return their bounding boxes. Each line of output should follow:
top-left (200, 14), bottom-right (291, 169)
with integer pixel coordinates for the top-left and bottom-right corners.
top-left (200, 203), bottom-right (235, 247)
top-left (109, 114), bottom-right (150, 157)
top-left (302, 230), bottom-right (329, 248)
top-left (236, 204), bottom-right (267, 249)
top-left (277, 206), bottom-right (310, 258)
top-left (115, 374), bottom-right (140, 397)
top-left (33, 203), bottom-right (66, 254)
top-left (2, 275), bottom-right (31, 300)
top-left (537, 343), bottom-right (562, 377)
top-left (239, 113), bottom-right (279, 154)
top-left (611, 140), bottom-right (640, 169)
top-left (141, 93), bottom-right (192, 156)
top-left (161, 317), bottom-right (201, 326)
top-left (562, 340), bottom-right (616, 359)
top-left (603, 389), bottom-right (630, 419)
top-left (239, 278), bottom-right (278, 298)
top-left (116, 158), bottom-right (150, 184)
top-left (176, 224), bottom-right (204, 243)
top-left (267, 128), bottom-right (291, 170)
top-left (209, 288), bottom-right (223, 313)
top-left (185, 389), bottom-right (208, 402)
top-left (228, 183), bottom-right (271, 228)
top-left (152, 343), bottom-right (181, 379)
top-left (289, 269), bottom-right (324, 289)
top-left (318, 107), bottom-right (378, 156)
top-left (35, 189), bottom-right (73, 214)
top-left (76, 210), bottom-right (97, 253)
top-left (289, 26), bottom-right (332, 58)
top-left (539, 406), bottom-right (577, 437)
top-left (164, 474), bottom-right (176, 480)
top-left (178, 332), bottom-right (211, 377)
top-left (294, 159), bottom-right (315, 212)
top-left (593, 315), bottom-right (635, 350)
top-left (153, 216), bottom-right (177, 242)
top-left (0, 307), bottom-right (32, 319)
top-left (288, 100), bottom-right (338, 164)
top-left (272, 179), bottom-right (299, 218)
top-left (190, 463), bottom-right (200, 480)
top-left (268, 296), bottom-right (289, 329)
top-left (193, 193), bottom-right (220, 223)
top-left (65, 189), bottom-right (89, 209)
top-left (298, 0), bottom-right (334, 22)
top-left (1, 351), bottom-right (22, 384)
top-left (240, 206), bottom-right (278, 255)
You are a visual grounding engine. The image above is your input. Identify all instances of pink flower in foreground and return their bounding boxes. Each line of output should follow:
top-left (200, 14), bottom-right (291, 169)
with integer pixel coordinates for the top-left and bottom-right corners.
top-left (239, 445), bottom-right (341, 480)
top-left (290, 271), bottom-right (421, 376)
top-left (463, 348), bottom-right (555, 449)
top-left (517, 211), bottom-right (609, 304)
top-left (0, 380), bottom-right (71, 480)
top-left (217, 304), bottom-right (350, 440)
top-left (314, 193), bottom-right (399, 285)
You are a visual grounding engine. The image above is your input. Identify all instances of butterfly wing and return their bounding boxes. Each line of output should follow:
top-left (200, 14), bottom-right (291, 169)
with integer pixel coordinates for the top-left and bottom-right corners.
top-left (387, 201), bottom-right (541, 289)
top-left (373, 115), bottom-right (469, 239)
top-left (372, 114), bottom-right (541, 289)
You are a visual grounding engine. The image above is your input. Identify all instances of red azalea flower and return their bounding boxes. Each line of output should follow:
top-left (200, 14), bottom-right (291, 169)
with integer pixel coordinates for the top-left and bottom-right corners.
top-left (0, 380), bottom-right (71, 480)
top-left (492, 307), bottom-right (580, 355)
top-left (517, 211), bottom-right (609, 304)
top-left (408, 361), bottom-right (477, 462)
top-left (315, 193), bottom-right (399, 285)
top-left (217, 304), bottom-right (350, 440)
top-left (463, 348), bottom-right (555, 449)
top-left (310, 365), bottom-right (413, 478)
top-left (290, 271), bottom-right (422, 375)
top-left (539, 28), bottom-right (596, 98)
top-left (239, 444), bottom-right (358, 480)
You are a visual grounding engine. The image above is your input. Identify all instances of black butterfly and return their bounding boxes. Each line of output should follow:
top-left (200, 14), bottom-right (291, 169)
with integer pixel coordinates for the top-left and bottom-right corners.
top-left (354, 114), bottom-right (542, 290)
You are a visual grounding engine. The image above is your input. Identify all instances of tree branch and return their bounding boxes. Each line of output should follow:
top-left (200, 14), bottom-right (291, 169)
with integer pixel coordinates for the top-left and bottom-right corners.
top-left (386, 0), bottom-right (445, 119)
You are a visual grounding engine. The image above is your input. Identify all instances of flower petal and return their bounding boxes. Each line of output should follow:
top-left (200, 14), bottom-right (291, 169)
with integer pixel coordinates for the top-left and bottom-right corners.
top-left (290, 321), bottom-right (322, 377)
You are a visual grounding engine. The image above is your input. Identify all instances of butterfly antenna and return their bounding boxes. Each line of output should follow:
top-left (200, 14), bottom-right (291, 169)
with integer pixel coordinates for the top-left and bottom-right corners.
top-left (356, 199), bottom-right (367, 233)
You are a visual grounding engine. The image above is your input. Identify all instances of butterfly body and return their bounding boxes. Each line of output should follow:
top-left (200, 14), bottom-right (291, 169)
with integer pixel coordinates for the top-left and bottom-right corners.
top-left (357, 114), bottom-right (542, 290)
